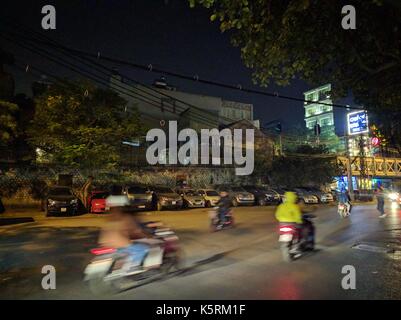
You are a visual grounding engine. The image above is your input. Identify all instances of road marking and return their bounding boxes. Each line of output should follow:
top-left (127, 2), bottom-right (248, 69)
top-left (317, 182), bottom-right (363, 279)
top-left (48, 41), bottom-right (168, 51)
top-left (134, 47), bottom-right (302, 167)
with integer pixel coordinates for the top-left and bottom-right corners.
top-left (352, 243), bottom-right (395, 254)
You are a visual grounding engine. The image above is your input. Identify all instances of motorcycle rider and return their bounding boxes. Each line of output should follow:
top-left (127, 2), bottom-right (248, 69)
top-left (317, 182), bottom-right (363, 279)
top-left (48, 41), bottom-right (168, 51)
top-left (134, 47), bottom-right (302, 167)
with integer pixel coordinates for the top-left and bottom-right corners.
top-left (216, 191), bottom-right (231, 227)
top-left (98, 195), bottom-right (151, 272)
top-left (275, 191), bottom-right (303, 256)
top-left (338, 186), bottom-right (351, 215)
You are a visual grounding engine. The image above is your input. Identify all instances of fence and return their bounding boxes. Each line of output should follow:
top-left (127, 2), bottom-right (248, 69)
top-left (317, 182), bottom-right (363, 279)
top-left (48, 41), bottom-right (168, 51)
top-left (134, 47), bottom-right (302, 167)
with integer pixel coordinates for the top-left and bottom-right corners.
top-left (0, 164), bottom-right (262, 203)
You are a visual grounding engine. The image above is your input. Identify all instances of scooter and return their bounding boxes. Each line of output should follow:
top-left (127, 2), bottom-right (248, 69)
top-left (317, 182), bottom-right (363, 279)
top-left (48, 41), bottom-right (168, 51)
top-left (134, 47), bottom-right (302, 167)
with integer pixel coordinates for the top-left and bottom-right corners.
top-left (209, 207), bottom-right (234, 231)
top-left (338, 202), bottom-right (350, 218)
top-left (84, 224), bottom-right (181, 294)
top-left (278, 213), bottom-right (315, 262)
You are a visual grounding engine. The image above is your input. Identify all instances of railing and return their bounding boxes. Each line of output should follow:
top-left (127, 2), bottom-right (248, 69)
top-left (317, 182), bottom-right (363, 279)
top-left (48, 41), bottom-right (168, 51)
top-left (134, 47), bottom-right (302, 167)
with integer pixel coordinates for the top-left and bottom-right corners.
top-left (337, 156), bottom-right (401, 177)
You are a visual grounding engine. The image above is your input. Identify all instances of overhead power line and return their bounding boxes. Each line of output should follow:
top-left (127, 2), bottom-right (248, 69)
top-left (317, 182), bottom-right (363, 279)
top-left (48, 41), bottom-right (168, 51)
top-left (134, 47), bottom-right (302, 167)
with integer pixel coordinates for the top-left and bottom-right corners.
top-left (0, 16), bottom-right (362, 112)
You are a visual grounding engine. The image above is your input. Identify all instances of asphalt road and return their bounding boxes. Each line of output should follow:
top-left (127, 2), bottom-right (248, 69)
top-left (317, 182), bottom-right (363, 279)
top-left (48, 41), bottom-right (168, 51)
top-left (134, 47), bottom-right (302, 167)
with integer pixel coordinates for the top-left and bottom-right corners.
top-left (1, 202), bottom-right (401, 299)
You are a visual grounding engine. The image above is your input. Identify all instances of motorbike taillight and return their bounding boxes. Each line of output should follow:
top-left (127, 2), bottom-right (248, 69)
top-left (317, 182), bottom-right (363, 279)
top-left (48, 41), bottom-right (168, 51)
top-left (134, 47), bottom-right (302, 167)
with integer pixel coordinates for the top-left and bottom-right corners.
top-left (279, 226), bottom-right (294, 233)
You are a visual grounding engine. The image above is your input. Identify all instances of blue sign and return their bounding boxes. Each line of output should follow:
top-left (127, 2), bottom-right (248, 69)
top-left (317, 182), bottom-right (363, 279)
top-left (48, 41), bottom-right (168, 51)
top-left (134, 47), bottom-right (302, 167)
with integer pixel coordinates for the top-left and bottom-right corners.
top-left (347, 111), bottom-right (369, 135)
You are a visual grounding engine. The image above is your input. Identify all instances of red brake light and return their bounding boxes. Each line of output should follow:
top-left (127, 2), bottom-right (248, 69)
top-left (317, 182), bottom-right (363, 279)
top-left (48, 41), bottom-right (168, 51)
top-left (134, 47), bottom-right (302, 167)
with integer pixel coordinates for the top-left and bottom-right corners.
top-left (90, 247), bottom-right (116, 255)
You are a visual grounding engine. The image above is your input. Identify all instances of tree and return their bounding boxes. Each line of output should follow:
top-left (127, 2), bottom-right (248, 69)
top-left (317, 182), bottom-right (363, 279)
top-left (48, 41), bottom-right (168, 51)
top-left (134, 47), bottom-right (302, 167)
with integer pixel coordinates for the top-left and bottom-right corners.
top-left (189, 0), bottom-right (401, 150)
top-left (29, 80), bottom-right (144, 168)
top-left (0, 99), bottom-right (18, 146)
top-left (268, 145), bottom-right (341, 188)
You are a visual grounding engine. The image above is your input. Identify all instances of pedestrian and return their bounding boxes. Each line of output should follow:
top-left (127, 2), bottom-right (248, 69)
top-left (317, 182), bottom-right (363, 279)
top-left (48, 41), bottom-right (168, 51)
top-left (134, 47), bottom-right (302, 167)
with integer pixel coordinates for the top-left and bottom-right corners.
top-left (376, 185), bottom-right (387, 218)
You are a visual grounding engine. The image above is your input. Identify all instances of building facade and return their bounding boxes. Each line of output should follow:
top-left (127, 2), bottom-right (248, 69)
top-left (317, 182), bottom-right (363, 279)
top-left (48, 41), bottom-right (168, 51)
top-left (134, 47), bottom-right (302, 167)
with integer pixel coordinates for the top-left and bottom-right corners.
top-left (304, 84), bottom-right (334, 135)
top-left (110, 74), bottom-right (258, 131)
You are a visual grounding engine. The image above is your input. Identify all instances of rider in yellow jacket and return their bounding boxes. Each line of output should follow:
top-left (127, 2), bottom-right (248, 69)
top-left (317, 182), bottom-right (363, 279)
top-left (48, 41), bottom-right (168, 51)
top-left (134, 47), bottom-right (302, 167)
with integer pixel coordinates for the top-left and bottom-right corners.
top-left (275, 191), bottom-right (303, 224)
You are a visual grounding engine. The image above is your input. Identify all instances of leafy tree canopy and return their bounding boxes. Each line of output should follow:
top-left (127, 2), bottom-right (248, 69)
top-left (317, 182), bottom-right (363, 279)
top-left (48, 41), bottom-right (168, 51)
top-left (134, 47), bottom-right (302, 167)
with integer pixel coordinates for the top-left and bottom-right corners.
top-left (29, 80), bottom-right (144, 168)
top-left (0, 99), bottom-right (18, 146)
top-left (269, 145), bottom-right (341, 188)
top-left (190, 0), bottom-right (401, 148)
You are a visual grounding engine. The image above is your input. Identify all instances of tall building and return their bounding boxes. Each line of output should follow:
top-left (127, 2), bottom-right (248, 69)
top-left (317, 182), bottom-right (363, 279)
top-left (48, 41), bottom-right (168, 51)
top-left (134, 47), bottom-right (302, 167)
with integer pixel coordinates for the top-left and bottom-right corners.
top-left (303, 84), bottom-right (344, 152)
top-left (304, 84), bottom-right (334, 134)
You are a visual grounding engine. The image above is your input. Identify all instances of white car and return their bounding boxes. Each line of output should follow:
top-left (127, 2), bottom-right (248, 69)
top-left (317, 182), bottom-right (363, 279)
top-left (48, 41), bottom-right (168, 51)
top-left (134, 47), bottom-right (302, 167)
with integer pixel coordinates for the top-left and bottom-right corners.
top-left (293, 188), bottom-right (319, 204)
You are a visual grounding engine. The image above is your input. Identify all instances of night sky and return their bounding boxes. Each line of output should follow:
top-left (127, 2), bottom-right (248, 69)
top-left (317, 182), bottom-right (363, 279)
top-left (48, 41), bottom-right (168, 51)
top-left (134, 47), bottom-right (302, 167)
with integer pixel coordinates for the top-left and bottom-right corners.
top-left (1, 0), bottom-right (352, 133)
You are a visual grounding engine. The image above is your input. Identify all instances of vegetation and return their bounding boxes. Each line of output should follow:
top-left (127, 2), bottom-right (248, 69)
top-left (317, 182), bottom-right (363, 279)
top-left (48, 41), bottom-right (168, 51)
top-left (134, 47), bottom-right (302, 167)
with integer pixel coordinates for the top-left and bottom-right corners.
top-left (29, 80), bottom-right (144, 168)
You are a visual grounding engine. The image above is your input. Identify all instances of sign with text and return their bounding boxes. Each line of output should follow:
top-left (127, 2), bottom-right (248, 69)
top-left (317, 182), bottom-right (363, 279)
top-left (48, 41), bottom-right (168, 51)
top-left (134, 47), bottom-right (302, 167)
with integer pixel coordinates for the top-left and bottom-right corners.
top-left (347, 111), bottom-right (369, 135)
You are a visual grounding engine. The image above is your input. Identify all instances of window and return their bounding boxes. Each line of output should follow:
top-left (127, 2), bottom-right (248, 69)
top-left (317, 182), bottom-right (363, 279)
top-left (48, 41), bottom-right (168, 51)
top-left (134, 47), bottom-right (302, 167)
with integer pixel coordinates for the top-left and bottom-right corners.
top-left (320, 117), bottom-right (333, 126)
top-left (306, 121), bottom-right (315, 129)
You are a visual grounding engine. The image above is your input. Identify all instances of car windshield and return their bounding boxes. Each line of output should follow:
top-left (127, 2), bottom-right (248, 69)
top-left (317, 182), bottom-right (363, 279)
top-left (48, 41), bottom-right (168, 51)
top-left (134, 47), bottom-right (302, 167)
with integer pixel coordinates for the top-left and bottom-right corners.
top-left (92, 192), bottom-right (109, 199)
top-left (232, 187), bottom-right (246, 192)
top-left (127, 186), bottom-right (148, 194)
top-left (48, 187), bottom-right (72, 196)
top-left (184, 190), bottom-right (200, 196)
top-left (152, 187), bottom-right (174, 193)
top-left (206, 191), bottom-right (219, 196)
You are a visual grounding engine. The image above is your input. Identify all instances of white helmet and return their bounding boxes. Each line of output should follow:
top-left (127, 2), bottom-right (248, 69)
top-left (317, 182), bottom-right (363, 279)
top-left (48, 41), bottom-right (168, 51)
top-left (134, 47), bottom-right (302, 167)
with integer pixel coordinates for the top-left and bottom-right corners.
top-left (105, 195), bottom-right (130, 208)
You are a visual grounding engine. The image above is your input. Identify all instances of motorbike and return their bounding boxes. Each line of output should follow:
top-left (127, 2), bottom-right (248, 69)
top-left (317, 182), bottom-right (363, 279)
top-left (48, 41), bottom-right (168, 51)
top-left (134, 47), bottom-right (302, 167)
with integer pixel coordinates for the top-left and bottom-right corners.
top-left (209, 207), bottom-right (234, 231)
top-left (278, 213), bottom-right (315, 262)
top-left (84, 222), bottom-right (181, 294)
top-left (338, 202), bottom-right (350, 218)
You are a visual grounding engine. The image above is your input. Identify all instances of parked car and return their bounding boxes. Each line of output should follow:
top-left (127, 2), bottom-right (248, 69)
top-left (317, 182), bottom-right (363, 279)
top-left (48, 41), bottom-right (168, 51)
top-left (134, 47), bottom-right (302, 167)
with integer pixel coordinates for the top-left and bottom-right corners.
top-left (149, 186), bottom-right (183, 211)
top-left (303, 187), bottom-right (334, 203)
top-left (197, 189), bottom-right (221, 207)
top-left (123, 185), bottom-right (153, 210)
top-left (242, 185), bottom-right (281, 206)
top-left (88, 190), bottom-right (109, 213)
top-left (215, 185), bottom-right (255, 206)
top-left (42, 186), bottom-right (80, 216)
top-left (272, 188), bottom-right (287, 203)
top-left (293, 188), bottom-right (319, 204)
top-left (176, 189), bottom-right (205, 208)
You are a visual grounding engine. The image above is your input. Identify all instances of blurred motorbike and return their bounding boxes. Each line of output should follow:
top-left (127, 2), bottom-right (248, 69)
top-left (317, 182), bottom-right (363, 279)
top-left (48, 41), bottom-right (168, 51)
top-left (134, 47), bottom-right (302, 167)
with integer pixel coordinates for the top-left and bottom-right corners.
top-left (84, 222), bottom-right (181, 294)
top-left (209, 207), bottom-right (234, 231)
top-left (338, 202), bottom-right (350, 218)
top-left (278, 213), bottom-right (315, 262)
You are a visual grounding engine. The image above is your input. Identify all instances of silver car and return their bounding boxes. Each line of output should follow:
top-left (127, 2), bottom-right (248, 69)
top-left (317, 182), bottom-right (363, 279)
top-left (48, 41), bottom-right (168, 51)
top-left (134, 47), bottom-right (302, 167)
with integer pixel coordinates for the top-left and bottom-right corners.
top-left (177, 189), bottom-right (205, 208)
top-left (305, 187), bottom-right (334, 203)
top-left (215, 185), bottom-right (255, 206)
top-left (293, 188), bottom-right (319, 204)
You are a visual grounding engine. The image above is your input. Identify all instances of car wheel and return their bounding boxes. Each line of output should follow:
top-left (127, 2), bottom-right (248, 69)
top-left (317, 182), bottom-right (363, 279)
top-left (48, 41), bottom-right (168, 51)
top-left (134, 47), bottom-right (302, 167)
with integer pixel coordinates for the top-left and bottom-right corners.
top-left (258, 198), bottom-right (266, 206)
top-left (206, 201), bottom-right (211, 208)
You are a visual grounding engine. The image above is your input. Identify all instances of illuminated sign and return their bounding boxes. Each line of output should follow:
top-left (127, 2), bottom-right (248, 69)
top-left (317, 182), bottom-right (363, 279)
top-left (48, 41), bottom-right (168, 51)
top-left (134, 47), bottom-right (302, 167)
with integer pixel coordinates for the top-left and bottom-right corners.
top-left (347, 111), bottom-right (369, 135)
top-left (371, 137), bottom-right (380, 147)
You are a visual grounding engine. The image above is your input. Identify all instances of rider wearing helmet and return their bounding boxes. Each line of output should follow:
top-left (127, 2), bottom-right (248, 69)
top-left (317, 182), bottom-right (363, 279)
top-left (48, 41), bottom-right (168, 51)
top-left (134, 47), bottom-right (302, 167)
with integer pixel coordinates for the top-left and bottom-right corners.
top-left (338, 186), bottom-right (351, 214)
top-left (98, 190), bottom-right (150, 272)
top-left (275, 191), bottom-right (303, 255)
top-left (216, 191), bottom-right (231, 226)
top-left (275, 191), bottom-right (303, 225)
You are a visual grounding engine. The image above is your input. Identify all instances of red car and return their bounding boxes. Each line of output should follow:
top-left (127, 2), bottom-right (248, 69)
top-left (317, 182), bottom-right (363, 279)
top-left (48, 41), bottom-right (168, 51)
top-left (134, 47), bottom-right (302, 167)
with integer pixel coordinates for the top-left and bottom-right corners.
top-left (88, 191), bottom-right (110, 213)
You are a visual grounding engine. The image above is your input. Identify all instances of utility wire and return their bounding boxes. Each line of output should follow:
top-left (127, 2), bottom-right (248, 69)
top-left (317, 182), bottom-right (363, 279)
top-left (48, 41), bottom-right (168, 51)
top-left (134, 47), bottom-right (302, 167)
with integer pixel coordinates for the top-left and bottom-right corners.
top-left (0, 19), bottom-right (239, 126)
